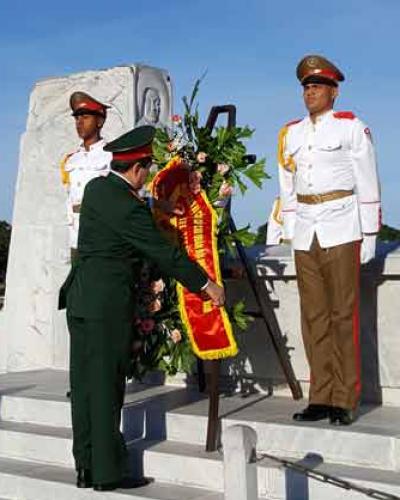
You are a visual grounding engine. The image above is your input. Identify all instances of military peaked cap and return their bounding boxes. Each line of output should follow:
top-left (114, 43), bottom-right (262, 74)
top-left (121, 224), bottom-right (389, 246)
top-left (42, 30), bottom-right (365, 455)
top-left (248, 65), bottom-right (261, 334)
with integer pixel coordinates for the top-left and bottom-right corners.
top-left (104, 126), bottom-right (156, 162)
top-left (296, 55), bottom-right (345, 87)
top-left (70, 91), bottom-right (110, 117)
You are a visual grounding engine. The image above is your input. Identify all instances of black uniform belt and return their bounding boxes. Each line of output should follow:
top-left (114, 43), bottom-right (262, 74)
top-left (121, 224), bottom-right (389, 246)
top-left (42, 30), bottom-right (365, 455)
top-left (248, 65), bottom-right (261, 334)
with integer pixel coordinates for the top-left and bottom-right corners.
top-left (297, 190), bottom-right (353, 205)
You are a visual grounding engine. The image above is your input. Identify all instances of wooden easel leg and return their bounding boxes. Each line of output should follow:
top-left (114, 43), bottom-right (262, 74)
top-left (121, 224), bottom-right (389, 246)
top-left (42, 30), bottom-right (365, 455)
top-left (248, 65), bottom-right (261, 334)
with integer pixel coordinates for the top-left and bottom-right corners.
top-left (197, 357), bottom-right (206, 393)
top-left (205, 359), bottom-right (220, 452)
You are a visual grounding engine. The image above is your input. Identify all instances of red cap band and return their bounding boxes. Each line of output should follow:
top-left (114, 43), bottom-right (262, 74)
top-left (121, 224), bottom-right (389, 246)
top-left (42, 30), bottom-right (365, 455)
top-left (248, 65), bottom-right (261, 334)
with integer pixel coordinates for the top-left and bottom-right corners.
top-left (303, 68), bottom-right (339, 82)
top-left (113, 145), bottom-right (153, 162)
top-left (76, 101), bottom-right (106, 115)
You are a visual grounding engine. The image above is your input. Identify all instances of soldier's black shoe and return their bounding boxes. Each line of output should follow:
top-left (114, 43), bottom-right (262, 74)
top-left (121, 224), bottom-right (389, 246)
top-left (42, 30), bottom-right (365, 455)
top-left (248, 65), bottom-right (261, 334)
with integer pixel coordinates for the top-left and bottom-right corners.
top-left (93, 477), bottom-right (152, 491)
top-left (329, 407), bottom-right (353, 426)
top-left (76, 468), bottom-right (92, 488)
top-left (293, 404), bottom-right (331, 422)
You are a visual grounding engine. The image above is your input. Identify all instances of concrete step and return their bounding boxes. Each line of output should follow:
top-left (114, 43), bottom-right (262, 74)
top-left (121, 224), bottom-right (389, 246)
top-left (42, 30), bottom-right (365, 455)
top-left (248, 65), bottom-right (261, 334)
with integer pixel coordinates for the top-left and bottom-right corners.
top-left (0, 456), bottom-right (222, 500)
top-left (165, 401), bottom-right (400, 472)
top-left (0, 420), bottom-right (73, 467)
top-left (2, 433), bottom-right (400, 500)
top-left (3, 391), bottom-right (400, 472)
top-left (140, 440), bottom-right (400, 499)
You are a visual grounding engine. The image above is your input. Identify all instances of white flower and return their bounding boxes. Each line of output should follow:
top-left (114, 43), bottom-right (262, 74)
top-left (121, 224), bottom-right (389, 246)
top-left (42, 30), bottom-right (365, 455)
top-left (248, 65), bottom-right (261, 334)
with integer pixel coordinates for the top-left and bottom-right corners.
top-left (217, 163), bottom-right (230, 175)
top-left (151, 279), bottom-right (165, 294)
top-left (197, 152), bottom-right (207, 163)
top-left (219, 181), bottom-right (234, 198)
top-left (170, 329), bottom-right (182, 344)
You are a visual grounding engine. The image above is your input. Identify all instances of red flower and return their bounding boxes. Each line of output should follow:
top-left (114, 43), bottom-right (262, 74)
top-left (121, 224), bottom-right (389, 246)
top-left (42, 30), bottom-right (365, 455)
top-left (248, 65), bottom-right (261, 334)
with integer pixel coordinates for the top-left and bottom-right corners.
top-left (172, 114), bottom-right (182, 123)
top-left (141, 318), bottom-right (155, 334)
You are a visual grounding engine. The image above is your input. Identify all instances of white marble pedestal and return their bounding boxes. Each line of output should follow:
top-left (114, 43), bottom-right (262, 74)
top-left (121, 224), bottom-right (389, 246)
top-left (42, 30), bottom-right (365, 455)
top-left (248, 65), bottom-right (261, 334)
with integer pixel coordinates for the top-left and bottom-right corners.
top-left (0, 65), bottom-right (172, 373)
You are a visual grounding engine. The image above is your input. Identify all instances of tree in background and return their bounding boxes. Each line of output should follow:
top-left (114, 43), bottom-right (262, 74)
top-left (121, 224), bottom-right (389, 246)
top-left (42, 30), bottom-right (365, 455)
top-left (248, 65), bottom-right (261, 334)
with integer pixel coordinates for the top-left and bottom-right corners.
top-left (255, 223), bottom-right (267, 245)
top-left (0, 220), bottom-right (11, 282)
top-left (378, 224), bottom-right (400, 242)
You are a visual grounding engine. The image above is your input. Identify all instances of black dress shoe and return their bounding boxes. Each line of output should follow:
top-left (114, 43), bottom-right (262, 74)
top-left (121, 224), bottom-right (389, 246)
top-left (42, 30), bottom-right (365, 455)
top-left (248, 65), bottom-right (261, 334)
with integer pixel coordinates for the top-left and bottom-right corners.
top-left (293, 404), bottom-right (331, 422)
top-left (93, 477), bottom-right (152, 491)
top-left (76, 468), bottom-right (92, 488)
top-left (329, 407), bottom-right (353, 426)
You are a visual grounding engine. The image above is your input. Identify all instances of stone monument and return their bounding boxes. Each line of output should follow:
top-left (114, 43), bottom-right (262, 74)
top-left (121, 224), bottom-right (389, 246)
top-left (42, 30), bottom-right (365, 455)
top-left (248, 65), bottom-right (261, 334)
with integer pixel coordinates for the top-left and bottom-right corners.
top-left (0, 64), bottom-right (172, 373)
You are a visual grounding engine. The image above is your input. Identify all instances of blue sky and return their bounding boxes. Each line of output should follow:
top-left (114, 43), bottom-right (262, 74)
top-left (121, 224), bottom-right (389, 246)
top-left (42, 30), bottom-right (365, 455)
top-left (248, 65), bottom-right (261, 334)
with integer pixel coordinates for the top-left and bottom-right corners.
top-left (1, 0), bottom-right (399, 230)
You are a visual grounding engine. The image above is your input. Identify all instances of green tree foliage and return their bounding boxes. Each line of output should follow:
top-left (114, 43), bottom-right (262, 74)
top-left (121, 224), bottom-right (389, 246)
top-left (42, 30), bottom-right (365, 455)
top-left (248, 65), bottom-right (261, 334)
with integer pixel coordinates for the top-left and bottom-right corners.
top-left (0, 220), bottom-right (11, 281)
top-left (378, 224), bottom-right (400, 242)
top-left (255, 224), bottom-right (267, 245)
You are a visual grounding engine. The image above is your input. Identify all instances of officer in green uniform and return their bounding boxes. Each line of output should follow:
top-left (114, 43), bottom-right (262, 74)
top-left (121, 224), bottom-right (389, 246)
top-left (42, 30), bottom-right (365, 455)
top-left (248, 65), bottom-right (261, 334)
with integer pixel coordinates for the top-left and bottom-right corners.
top-left (59, 125), bottom-right (224, 491)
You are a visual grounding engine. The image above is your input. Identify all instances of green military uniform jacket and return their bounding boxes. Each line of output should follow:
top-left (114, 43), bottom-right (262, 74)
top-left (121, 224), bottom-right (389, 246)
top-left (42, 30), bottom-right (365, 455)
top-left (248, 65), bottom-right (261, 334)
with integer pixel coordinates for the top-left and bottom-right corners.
top-left (59, 172), bottom-right (207, 319)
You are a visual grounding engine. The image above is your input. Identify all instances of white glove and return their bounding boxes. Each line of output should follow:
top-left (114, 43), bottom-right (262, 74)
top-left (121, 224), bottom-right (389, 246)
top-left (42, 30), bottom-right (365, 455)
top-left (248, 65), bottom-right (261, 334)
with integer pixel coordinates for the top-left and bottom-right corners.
top-left (360, 235), bottom-right (377, 264)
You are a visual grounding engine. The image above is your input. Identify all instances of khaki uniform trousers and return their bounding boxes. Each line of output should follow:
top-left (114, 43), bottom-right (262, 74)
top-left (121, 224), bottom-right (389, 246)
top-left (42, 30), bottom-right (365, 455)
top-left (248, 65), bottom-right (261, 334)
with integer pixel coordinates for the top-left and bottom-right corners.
top-left (294, 236), bottom-right (361, 410)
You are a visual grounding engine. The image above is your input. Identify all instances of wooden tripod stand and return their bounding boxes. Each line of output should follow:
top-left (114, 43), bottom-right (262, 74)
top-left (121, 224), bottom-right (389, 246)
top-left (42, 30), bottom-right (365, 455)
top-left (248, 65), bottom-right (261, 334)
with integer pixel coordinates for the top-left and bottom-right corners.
top-left (198, 105), bottom-right (303, 452)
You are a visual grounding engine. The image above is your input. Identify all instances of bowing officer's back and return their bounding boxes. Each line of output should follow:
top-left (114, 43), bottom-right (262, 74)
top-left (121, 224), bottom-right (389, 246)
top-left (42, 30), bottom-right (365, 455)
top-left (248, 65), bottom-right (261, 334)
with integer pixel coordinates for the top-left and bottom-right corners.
top-left (62, 125), bottom-right (225, 491)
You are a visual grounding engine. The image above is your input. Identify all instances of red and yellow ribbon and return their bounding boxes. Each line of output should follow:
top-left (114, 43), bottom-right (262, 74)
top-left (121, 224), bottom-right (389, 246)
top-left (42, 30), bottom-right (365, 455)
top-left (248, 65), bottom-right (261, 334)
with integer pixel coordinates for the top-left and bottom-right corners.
top-left (151, 157), bottom-right (237, 360)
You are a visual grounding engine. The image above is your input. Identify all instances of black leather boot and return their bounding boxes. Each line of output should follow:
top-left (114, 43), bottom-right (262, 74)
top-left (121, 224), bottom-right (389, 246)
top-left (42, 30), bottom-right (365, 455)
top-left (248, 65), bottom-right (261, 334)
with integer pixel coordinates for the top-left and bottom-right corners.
top-left (76, 468), bottom-right (92, 488)
top-left (329, 407), bottom-right (354, 426)
top-left (93, 477), bottom-right (151, 491)
top-left (293, 404), bottom-right (331, 422)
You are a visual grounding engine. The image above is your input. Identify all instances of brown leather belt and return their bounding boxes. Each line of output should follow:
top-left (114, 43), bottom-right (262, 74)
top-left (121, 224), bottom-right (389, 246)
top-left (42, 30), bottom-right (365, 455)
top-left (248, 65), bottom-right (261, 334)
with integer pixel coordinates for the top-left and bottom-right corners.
top-left (297, 190), bottom-right (353, 205)
top-left (72, 204), bottom-right (81, 213)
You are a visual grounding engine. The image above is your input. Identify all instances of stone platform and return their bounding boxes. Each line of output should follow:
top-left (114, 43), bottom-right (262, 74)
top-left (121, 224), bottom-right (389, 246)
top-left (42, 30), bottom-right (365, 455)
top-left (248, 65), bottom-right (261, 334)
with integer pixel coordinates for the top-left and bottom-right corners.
top-left (1, 370), bottom-right (400, 499)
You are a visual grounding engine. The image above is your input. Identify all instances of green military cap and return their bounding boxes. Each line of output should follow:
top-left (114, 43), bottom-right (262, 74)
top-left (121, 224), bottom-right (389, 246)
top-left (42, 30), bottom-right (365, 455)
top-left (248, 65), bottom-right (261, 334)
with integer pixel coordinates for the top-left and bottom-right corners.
top-left (104, 126), bottom-right (156, 162)
top-left (70, 91), bottom-right (110, 117)
top-left (296, 55), bottom-right (345, 87)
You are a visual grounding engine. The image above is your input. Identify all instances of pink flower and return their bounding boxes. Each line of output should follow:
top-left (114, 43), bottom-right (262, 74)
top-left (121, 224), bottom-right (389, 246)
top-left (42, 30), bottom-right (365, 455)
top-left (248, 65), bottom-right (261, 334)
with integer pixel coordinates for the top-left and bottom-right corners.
top-left (219, 181), bottom-right (234, 198)
top-left (167, 142), bottom-right (175, 152)
top-left (189, 171), bottom-right (202, 195)
top-left (147, 299), bottom-right (162, 313)
top-left (196, 152), bottom-right (207, 164)
top-left (217, 163), bottom-right (230, 176)
top-left (172, 114), bottom-right (182, 123)
top-left (141, 318), bottom-right (155, 334)
top-left (151, 279), bottom-right (165, 294)
top-left (170, 329), bottom-right (182, 344)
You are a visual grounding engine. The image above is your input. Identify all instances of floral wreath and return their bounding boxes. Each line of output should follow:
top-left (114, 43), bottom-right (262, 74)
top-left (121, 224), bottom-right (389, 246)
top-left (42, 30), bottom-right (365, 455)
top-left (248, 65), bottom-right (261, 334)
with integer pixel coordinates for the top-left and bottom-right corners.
top-left (128, 78), bottom-right (269, 380)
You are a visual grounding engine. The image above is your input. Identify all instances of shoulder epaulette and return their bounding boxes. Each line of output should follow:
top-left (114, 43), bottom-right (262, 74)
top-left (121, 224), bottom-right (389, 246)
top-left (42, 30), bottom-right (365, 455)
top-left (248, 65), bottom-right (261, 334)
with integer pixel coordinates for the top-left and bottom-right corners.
top-left (285, 118), bottom-right (302, 127)
top-left (333, 111), bottom-right (356, 120)
top-left (60, 152), bottom-right (75, 186)
top-left (278, 122), bottom-right (300, 174)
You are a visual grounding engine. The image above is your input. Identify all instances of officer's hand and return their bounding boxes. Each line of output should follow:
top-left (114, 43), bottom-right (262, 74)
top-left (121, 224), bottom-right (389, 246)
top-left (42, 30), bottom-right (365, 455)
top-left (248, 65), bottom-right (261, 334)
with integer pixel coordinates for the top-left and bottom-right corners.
top-left (203, 280), bottom-right (225, 307)
top-left (153, 199), bottom-right (185, 216)
top-left (361, 234), bottom-right (377, 264)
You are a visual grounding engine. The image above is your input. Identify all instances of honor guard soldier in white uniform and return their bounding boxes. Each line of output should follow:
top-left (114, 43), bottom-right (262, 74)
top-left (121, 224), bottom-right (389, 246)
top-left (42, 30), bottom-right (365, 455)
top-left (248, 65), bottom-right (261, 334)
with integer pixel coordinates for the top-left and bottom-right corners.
top-left (278, 55), bottom-right (381, 425)
top-left (61, 92), bottom-right (112, 260)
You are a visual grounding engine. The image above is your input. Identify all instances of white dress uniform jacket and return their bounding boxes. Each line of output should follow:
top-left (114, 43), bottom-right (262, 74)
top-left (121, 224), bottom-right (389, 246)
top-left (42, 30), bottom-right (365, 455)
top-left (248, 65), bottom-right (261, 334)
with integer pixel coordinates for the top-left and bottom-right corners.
top-left (61, 139), bottom-right (112, 249)
top-left (278, 110), bottom-right (381, 250)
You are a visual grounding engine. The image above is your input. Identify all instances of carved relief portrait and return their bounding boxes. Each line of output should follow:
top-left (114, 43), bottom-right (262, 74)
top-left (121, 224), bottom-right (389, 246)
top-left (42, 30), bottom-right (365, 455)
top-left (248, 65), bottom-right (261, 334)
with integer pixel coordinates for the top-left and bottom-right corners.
top-left (135, 66), bottom-right (172, 128)
top-left (142, 87), bottom-right (161, 124)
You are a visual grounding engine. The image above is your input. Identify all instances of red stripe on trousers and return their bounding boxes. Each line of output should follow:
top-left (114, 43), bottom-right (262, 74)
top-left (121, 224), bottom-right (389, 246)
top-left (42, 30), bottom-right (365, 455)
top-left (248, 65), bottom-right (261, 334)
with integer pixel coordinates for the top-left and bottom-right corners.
top-left (353, 241), bottom-right (362, 400)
